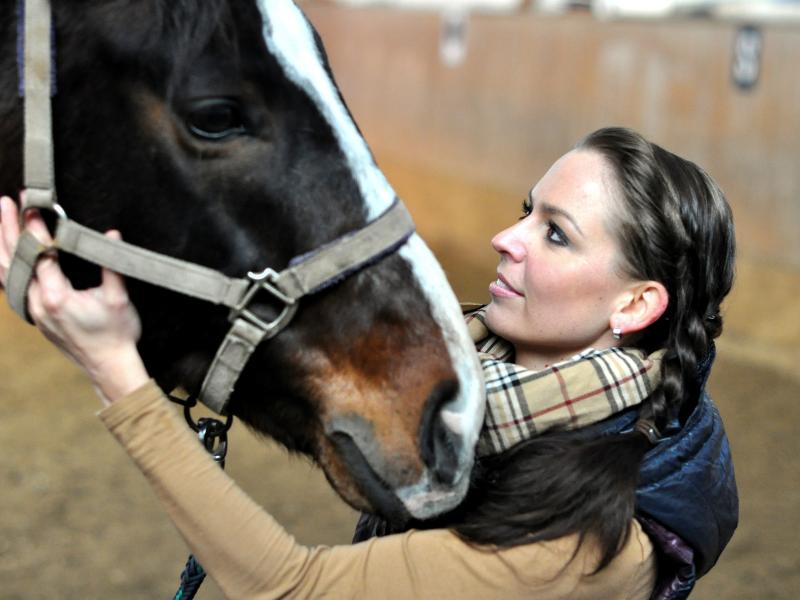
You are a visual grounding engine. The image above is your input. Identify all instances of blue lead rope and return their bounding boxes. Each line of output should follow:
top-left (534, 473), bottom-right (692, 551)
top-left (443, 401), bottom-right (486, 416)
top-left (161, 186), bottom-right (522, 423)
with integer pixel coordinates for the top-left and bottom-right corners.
top-left (173, 555), bottom-right (206, 600)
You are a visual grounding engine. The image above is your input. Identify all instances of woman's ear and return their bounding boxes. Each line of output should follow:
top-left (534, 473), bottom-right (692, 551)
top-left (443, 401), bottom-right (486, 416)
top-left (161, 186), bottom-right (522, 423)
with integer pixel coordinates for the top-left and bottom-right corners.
top-left (609, 281), bottom-right (669, 337)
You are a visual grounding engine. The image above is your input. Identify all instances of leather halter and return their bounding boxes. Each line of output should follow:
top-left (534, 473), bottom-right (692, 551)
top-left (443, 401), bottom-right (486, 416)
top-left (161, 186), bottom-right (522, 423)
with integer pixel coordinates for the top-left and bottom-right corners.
top-left (7, 0), bottom-right (416, 414)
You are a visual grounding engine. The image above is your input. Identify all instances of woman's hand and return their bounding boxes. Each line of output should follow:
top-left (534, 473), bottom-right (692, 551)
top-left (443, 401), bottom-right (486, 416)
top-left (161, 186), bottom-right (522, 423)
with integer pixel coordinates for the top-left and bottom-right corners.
top-left (1, 195), bottom-right (148, 406)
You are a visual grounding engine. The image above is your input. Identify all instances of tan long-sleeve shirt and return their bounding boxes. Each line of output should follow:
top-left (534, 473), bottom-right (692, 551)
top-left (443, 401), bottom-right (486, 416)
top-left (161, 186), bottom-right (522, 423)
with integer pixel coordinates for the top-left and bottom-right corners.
top-left (99, 380), bottom-right (656, 599)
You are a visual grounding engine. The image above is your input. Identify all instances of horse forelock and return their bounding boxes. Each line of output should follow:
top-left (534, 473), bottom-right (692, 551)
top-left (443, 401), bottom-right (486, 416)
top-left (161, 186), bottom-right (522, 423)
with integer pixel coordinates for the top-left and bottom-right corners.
top-left (97, 0), bottom-right (229, 54)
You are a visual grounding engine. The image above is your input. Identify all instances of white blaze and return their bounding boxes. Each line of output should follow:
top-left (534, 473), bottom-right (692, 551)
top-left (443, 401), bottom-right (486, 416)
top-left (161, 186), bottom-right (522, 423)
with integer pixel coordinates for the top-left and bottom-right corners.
top-left (256, 0), bottom-right (393, 219)
top-left (255, 0), bottom-right (485, 519)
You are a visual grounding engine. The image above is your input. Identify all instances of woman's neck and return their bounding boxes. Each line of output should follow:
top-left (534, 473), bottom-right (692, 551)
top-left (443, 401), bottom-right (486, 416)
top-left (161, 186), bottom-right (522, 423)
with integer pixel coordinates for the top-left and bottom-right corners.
top-left (513, 349), bottom-right (575, 372)
top-left (514, 340), bottom-right (617, 372)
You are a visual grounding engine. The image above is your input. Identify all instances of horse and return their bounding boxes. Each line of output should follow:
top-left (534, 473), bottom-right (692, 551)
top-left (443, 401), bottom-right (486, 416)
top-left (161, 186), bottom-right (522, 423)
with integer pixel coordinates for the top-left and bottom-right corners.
top-left (0, 0), bottom-right (484, 525)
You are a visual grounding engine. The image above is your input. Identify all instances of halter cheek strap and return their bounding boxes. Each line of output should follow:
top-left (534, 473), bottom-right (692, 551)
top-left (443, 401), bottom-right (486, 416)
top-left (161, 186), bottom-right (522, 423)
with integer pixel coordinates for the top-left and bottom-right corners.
top-left (21, 0), bottom-right (56, 211)
top-left (7, 0), bottom-right (57, 321)
top-left (9, 0), bottom-right (416, 415)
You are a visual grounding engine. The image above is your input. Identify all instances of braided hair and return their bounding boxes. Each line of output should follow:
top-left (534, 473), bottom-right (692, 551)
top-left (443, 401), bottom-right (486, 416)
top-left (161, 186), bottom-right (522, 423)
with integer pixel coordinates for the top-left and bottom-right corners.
top-left (578, 127), bottom-right (735, 431)
top-left (405, 127), bottom-right (737, 571)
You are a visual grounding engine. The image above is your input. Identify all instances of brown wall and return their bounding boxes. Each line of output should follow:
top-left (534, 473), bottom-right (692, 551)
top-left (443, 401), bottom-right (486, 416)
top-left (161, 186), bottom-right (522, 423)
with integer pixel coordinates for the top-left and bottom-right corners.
top-left (302, 5), bottom-right (800, 268)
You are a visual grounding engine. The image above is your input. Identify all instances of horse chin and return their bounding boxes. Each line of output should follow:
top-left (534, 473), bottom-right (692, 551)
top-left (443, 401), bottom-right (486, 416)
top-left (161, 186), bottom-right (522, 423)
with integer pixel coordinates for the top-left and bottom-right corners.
top-left (394, 473), bottom-right (471, 521)
top-left (316, 434), bottom-right (471, 525)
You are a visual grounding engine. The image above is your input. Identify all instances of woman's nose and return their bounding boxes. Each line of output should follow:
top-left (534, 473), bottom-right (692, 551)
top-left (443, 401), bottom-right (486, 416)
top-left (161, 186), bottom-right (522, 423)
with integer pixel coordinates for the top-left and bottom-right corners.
top-left (491, 221), bottom-right (527, 262)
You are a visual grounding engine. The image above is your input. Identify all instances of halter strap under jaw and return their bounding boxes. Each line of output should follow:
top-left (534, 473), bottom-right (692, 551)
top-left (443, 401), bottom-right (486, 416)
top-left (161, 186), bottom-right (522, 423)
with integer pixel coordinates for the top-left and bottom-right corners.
top-left (9, 0), bottom-right (417, 415)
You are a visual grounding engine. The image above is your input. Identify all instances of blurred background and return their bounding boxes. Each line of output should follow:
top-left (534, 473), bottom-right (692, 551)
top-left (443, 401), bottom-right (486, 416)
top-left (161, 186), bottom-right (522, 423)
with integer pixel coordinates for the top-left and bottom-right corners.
top-left (1, 0), bottom-right (798, 597)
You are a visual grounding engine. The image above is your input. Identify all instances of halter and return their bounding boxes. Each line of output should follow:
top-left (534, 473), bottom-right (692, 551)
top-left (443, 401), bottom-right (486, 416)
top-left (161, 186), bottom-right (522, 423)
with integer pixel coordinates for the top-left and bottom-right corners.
top-left (7, 0), bottom-right (416, 415)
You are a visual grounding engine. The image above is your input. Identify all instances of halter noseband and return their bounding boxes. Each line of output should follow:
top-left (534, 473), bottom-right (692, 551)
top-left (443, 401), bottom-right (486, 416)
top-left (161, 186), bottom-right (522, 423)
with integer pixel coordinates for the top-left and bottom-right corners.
top-left (7, 0), bottom-right (416, 414)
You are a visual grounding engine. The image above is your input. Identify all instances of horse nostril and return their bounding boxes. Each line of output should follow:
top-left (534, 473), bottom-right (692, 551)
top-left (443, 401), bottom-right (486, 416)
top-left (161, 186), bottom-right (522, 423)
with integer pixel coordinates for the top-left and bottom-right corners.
top-left (419, 379), bottom-right (462, 486)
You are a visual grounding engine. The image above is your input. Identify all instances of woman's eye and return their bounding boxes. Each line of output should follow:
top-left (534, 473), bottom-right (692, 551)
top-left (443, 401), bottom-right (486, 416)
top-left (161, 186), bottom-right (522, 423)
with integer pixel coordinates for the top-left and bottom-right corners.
top-left (546, 221), bottom-right (569, 247)
top-left (186, 100), bottom-right (246, 140)
top-left (519, 198), bottom-right (533, 220)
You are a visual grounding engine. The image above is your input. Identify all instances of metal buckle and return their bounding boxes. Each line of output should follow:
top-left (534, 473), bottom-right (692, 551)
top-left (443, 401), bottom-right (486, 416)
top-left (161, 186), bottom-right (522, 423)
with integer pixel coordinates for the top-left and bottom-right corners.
top-left (229, 267), bottom-right (298, 336)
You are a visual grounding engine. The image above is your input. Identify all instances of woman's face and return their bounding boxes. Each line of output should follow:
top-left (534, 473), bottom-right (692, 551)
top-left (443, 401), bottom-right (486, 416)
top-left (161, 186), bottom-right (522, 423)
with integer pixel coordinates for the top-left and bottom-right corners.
top-left (485, 149), bottom-right (634, 368)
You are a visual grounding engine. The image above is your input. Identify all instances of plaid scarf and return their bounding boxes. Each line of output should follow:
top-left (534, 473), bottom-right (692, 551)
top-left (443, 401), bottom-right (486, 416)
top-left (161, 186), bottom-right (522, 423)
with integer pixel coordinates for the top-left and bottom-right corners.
top-left (464, 306), bottom-right (665, 456)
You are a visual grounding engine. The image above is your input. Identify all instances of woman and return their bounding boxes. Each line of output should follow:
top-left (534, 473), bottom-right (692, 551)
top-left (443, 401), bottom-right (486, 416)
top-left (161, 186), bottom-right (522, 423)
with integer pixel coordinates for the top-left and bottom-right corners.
top-left (356, 127), bottom-right (738, 599)
top-left (0, 127), bottom-right (737, 599)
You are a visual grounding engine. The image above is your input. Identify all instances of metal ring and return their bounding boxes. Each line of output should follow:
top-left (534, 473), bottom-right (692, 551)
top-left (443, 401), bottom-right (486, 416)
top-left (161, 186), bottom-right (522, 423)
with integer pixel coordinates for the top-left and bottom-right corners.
top-left (51, 203), bottom-right (68, 221)
top-left (182, 399), bottom-right (234, 433)
top-left (196, 418), bottom-right (230, 465)
top-left (21, 202), bottom-right (68, 221)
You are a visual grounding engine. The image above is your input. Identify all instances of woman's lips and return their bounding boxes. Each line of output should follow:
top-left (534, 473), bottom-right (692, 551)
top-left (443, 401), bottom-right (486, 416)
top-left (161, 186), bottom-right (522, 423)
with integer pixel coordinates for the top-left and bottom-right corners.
top-left (489, 274), bottom-right (522, 298)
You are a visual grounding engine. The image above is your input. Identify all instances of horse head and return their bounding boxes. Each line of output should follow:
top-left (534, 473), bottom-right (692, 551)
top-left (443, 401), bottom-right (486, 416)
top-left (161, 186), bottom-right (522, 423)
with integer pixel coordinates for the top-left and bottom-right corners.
top-left (0, 0), bottom-right (484, 523)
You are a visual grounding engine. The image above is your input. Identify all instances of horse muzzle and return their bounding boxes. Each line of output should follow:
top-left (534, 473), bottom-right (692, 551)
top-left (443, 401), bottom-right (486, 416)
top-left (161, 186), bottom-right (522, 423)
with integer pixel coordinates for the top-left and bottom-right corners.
top-left (315, 363), bottom-right (481, 521)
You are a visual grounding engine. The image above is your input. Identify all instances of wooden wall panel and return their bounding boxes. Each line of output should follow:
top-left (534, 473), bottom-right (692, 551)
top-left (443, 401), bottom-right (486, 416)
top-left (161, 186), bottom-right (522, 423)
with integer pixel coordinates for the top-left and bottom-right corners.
top-left (302, 4), bottom-right (800, 273)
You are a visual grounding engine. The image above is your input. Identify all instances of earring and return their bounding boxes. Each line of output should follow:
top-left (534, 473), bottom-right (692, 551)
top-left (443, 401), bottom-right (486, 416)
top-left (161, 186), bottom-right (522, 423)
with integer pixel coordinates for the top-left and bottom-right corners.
top-left (612, 327), bottom-right (623, 340)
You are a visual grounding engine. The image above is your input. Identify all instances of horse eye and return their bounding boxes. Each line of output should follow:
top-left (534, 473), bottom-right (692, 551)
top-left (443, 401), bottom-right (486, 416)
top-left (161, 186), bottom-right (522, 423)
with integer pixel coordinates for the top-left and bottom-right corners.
top-left (186, 99), bottom-right (246, 140)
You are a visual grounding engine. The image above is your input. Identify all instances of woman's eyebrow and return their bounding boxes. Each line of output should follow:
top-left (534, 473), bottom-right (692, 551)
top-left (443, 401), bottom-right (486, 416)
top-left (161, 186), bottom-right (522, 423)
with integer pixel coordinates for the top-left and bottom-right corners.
top-left (530, 192), bottom-right (585, 237)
